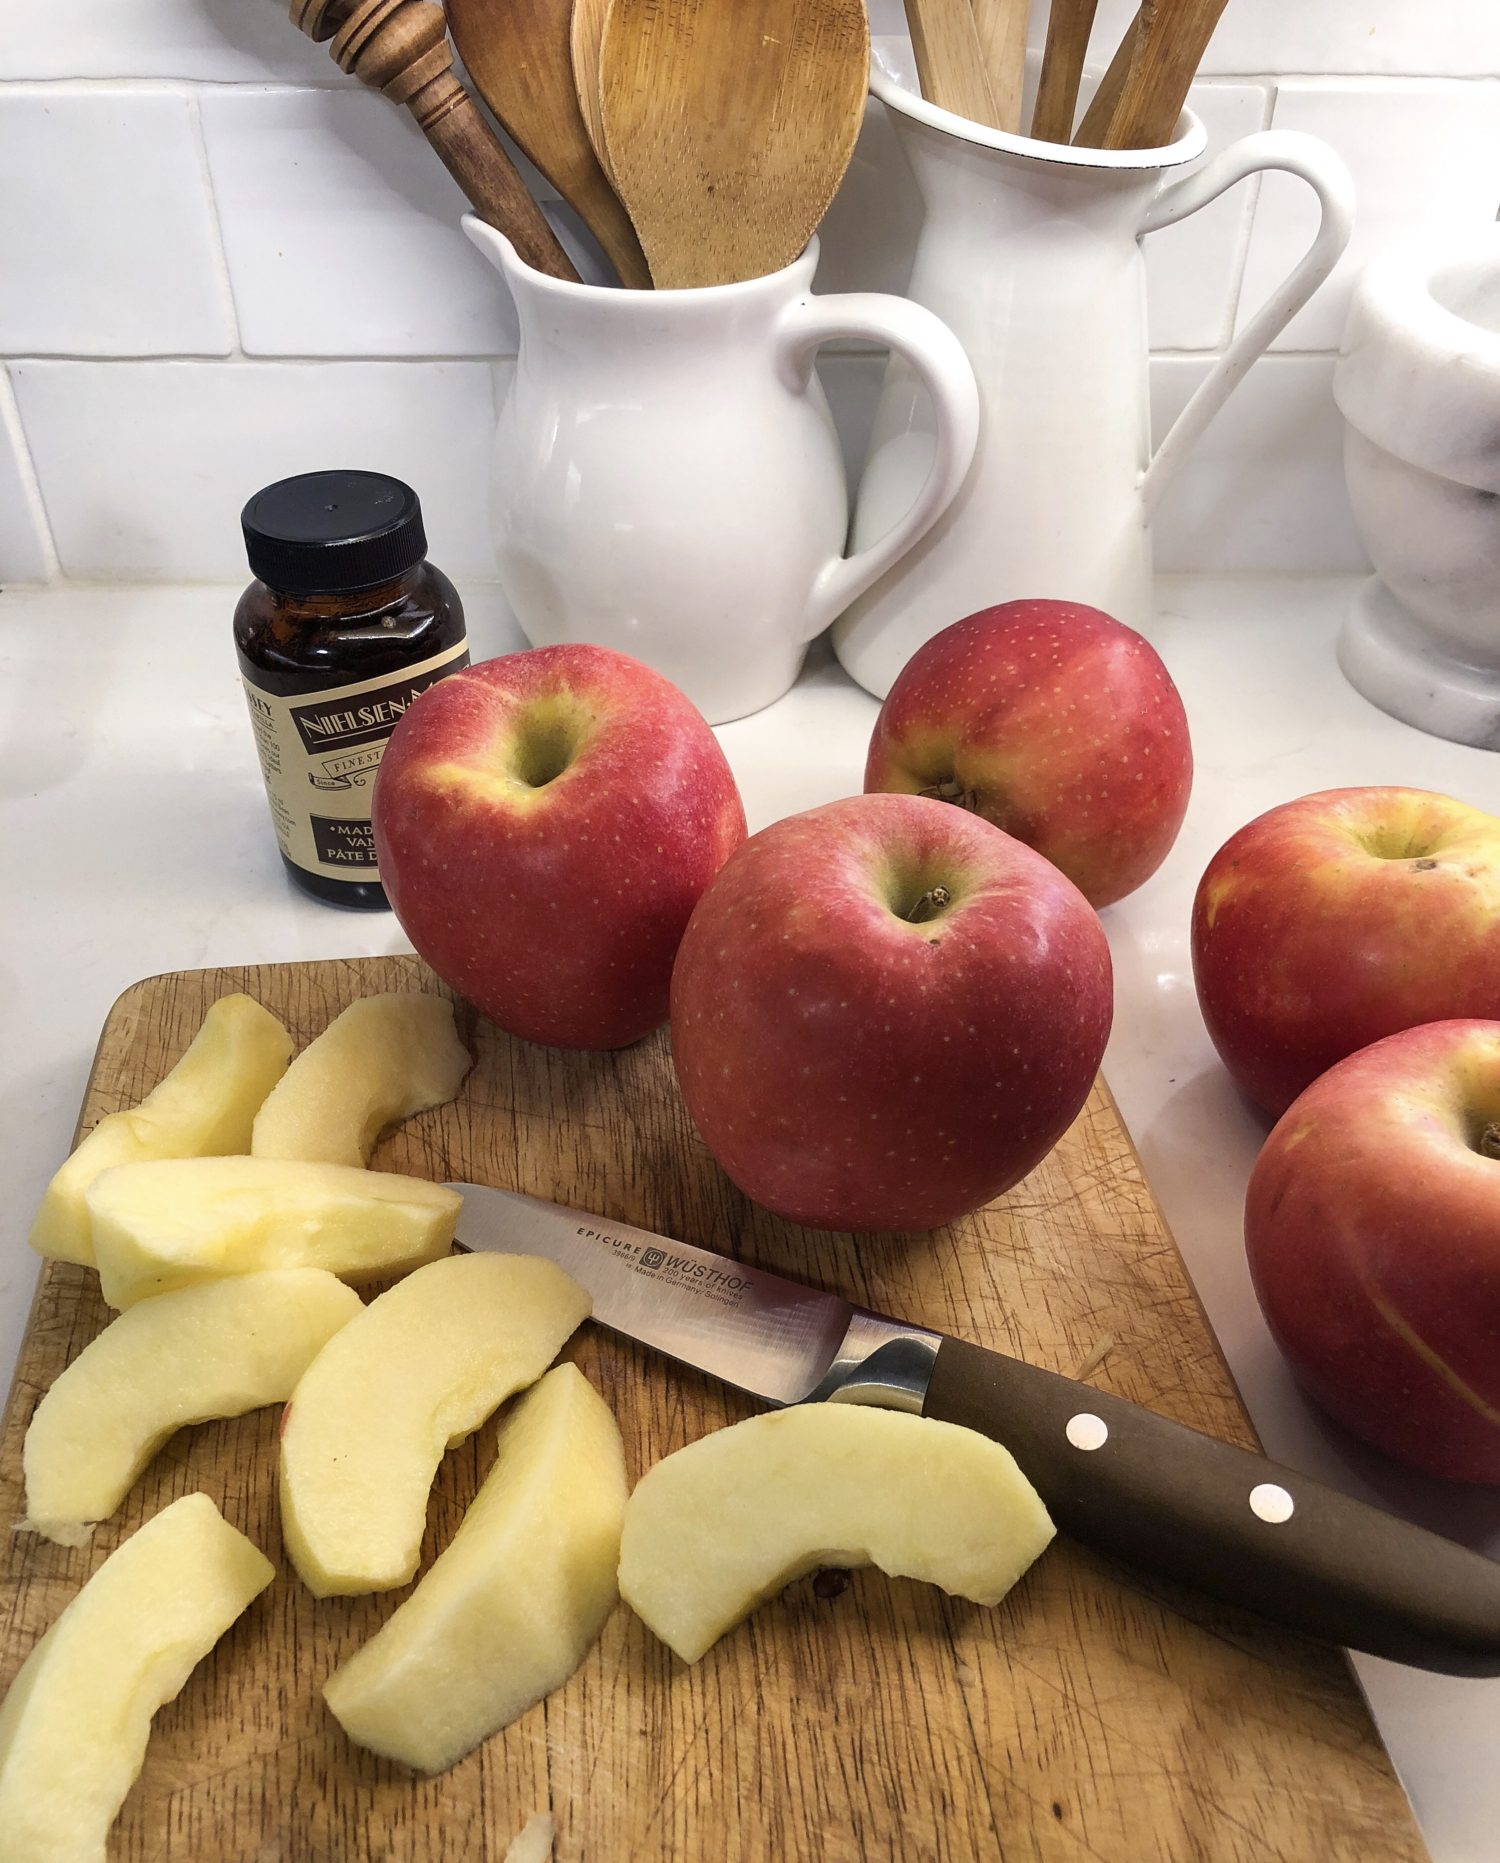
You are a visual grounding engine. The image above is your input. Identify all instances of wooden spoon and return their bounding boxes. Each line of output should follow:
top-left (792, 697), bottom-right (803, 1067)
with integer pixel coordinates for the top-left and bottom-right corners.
top-left (970, 0), bottom-right (1028, 133)
top-left (902, 0), bottom-right (1001, 128)
top-left (1031, 0), bottom-right (1101, 142)
top-left (599, 0), bottom-right (869, 289)
top-left (446, 0), bottom-right (651, 286)
top-left (570, 0), bottom-right (614, 183)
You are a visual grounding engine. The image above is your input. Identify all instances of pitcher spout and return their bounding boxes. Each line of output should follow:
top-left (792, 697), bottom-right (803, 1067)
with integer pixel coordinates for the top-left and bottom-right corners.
top-left (462, 214), bottom-right (520, 282)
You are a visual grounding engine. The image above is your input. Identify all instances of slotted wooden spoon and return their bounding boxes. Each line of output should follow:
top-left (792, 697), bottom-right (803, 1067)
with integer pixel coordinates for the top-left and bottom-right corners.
top-left (446, 0), bottom-right (651, 285)
top-left (599, 0), bottom-right (869, 289)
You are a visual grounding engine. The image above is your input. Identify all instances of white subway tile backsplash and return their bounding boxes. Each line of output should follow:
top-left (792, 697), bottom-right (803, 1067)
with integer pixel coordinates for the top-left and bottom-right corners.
top-left (1057, 0), bottom-right (1500, 80)
top-left (3, 3), bottom-right (1494, 584)
top-left (201, 89), bottom-right (520, 358)
top-left (1144, 83), bottom-right (1268, 352)
top-left (0, 89), bottom-right (233, 358)
top-left (0, 0), bottom-right (335, 83)
top-left (10, 360), bottom-right (503, 582)
top-left (0, 387), bottom-right (53, 583)
top-left (1149, 354), bottom-right (1368, 573)
top-left (1238, 80), bottom-right (1500, 353)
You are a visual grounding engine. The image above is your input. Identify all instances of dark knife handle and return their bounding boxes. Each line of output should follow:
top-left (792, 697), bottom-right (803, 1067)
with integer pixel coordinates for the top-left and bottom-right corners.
top-left (923, 1334), bottom-right (1500, 1676)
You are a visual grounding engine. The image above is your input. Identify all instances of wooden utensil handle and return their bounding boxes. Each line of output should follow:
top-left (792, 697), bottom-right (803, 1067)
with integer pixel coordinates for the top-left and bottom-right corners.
top-left (970, 0), bottom-right (1027, 134)
top-left (1072, 0), bottom-right (1147, 145)
top-left (903, 0), bottom-right (1002, 129)
top-left (291, 0), bottom-right (579, 281)
top-left (926, 1335), bottom-right (1500, 1677)
top-left (1032, 0), bottom-right (1100, 143)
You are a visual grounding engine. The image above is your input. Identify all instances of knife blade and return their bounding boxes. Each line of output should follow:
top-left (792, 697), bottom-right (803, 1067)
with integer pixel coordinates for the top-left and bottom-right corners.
top-left (449, 1179), bottom-right (1500, 1677)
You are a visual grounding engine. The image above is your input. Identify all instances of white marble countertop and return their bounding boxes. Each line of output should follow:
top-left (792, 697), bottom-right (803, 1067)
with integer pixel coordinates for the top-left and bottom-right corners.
top-left (3, 574), bottom-right (1495, 1861)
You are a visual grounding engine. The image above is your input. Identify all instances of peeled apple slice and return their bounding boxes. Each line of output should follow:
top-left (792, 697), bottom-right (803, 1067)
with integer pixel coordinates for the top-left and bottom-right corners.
top-left (86, 1156), bottom-right (462, 1309)
top-left (0, 1492), bottom-right (275, 1863)
top-left (251, 992), bottom-right (471, 1167)
top-left (280, 1253), bottom-right (590, 1596)
top-left (618, 1405), bottom-right (1056, 1662)
top-left (29, 993), bottom-right (292, 1266)
top-left (23, 1269), bottom-right (363, 1546)
top-left (324, 1362), bottom-right (626, 1773)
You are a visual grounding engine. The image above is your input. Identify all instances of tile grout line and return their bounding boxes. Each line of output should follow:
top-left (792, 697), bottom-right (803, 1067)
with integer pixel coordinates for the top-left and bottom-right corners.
top-left (1216, 77), bottom-right (1280, 351)
top-left (184, 87), bottom-right (245, 361)
top-left (0, 368), bottom-right (62, 582)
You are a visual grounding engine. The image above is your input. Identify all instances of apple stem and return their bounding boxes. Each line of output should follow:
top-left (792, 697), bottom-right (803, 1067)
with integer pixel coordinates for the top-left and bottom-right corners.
top-left (905, 885), bottom-right (951, 924)
top-left (919, 777), bottom-right (980, 813)
top-left (1482, 1123), bottom-right (1500, 1161)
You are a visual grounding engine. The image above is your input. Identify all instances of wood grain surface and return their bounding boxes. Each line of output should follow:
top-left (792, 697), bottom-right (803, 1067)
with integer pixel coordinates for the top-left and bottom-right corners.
top-left (903, 0), bottom-right (1001, 127)
top-left (446, 0), bottom-right (650, 287)
top-left (0, 957), bottom-right (1427, 1862)
top-left (599, 0), bottom-right (869, 288)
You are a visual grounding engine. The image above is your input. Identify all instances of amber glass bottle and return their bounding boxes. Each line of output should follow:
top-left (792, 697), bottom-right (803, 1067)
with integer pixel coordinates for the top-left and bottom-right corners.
top-left (235, 471), bottom-right (469, 909)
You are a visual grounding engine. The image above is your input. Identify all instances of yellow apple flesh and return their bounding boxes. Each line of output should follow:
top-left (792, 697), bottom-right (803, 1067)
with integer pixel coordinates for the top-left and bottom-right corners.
top-left (29, 993), bottom-right (292, 1266)
top-left (0, 1492), bottom-right (275, 1863)
top-left (251, 991), bottom-right (471, 1167)
top-left (86, 1156), bottom-right (462, 1308)
top-left (618, 1405), bottom-right (1055, 1662)
top-left (24, 1269), bottom-right (363, 1546)
top-left (280, 1253), bottom-right (590, 1595)
top-left (323, 1362), bottom-right (626, 1773)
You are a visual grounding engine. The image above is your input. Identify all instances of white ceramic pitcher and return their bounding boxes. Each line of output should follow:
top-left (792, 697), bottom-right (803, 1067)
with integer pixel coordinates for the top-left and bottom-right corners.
top-left (834, 42), bottom-right (1355, 699)
top-left (463, 219), bottom-right (979, 725)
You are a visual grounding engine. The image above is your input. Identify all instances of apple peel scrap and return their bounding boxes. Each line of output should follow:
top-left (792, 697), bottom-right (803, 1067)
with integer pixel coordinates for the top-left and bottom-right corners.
top-left (22, 1269), bottom-right (363, 1547)
top-left (251, 991), bottom-right (471, 1167)
top-left (324, 1362), bottom-right (626, 1773)
top-left (85, 1155), bottom-right (462, 1309)
top-left (618, 1406), bottom-right (1056, 1663)
top-left (0, 1493), bottom-right (275, 1863)
top-left (280, 1253), bottom-right (591, 1596)
top-left (29, 992), bottom-right (293, 1267)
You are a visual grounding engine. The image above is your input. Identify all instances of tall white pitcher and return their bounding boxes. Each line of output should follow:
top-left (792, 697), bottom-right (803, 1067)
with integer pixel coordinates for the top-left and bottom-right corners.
top-left (834, 42), bottom-right (1355, 698)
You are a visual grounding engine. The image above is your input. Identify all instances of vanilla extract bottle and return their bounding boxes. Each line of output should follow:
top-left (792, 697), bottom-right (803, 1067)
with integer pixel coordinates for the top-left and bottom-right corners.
top-left (235, 470), bottom-right (469, 909)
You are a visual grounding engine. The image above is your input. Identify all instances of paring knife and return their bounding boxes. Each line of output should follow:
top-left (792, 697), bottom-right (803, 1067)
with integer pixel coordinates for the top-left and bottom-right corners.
top-left (449, 1181), bottom-right (1500, 1676)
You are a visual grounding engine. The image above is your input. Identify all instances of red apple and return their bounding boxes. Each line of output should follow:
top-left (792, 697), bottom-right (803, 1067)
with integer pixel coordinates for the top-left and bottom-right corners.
top-left (864, 600), bottom-right (1192, 908)
top-left (372, 645), bottom-right (746, 1049)
top-left (1246, 1019), bottom-right (1500, 1484)
top-left (1192, 786), bottom-right (1500, 1117)
top-left (669, 792), bottom-right (1113, 1232)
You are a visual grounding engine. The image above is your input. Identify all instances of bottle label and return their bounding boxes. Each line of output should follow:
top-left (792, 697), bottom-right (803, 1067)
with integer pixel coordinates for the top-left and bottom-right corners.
top-left (242, 638), bottom-right (470, 881)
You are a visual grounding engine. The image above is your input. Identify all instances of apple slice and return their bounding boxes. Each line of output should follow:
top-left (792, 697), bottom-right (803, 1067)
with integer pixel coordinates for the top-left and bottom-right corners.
top-left (29, 993), bottom-right (292, 1266)
top-left (280, 1253), bottom-right (590, 1596)
top-left (323, 1362), bottom-right (626, 1773)
top-left (618, 1405), bottom-right (1055, 1662)
top-left (23, 1269), bottom-right (363, 1547)
top-left (87, 1156), bottom-right (462, 1309)
top-left (251, 992), bottom-right (471, 1167)
top-left (0, 1492), bottom-right (274, 1859)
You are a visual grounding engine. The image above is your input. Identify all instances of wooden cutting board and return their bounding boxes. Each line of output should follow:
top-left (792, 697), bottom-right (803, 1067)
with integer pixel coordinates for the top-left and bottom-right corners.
top-left (0, 958), bottom-right (1427, 1863)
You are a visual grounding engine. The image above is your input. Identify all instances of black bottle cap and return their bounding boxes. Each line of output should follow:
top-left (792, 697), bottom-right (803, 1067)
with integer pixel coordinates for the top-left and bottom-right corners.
top-left (241, 470), bottom-right (428, 594)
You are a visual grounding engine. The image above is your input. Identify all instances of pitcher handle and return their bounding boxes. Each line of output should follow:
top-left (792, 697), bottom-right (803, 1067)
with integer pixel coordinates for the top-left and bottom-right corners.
top-left (775, 294), bottom-right (980, 640)
top-left (1139, 130), bottom-right (1355, 519)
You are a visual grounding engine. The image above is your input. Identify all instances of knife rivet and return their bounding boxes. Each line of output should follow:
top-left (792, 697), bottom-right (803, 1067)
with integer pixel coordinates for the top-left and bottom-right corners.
top-left (1250, 1483), bottom-right (1294, 1524)
top-left (1065, 1413), bottom-right (1108, 1451)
